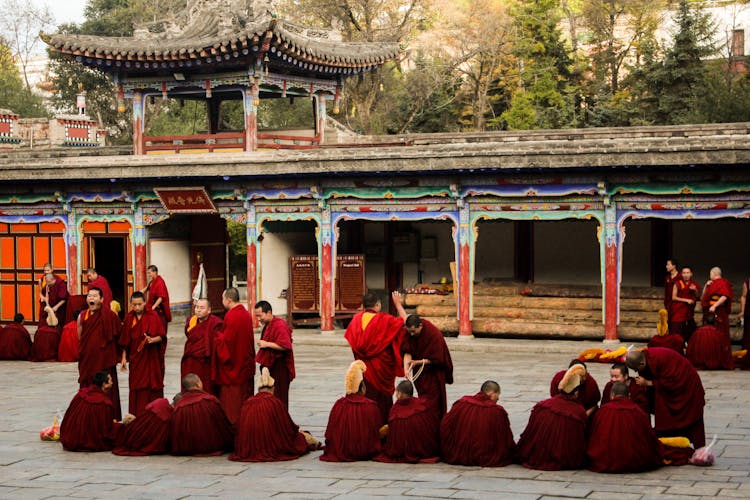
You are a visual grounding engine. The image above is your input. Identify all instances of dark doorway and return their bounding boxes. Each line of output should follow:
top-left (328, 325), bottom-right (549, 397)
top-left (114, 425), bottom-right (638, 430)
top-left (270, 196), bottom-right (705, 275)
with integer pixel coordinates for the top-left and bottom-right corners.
top-left (190, 214), bottom-right (228, 314)
top-left (92, 236), bottom-right (127, 313)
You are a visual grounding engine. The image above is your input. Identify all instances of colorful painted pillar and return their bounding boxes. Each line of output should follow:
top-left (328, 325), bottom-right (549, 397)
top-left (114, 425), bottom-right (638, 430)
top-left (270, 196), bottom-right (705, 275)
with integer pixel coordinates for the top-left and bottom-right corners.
top-left (133, 206), bottom-right (147, 291)
top-left (244, 84), bottom-right (258, 151)
top-left (246, 204), bottom-right (259, 328)
top-left (455, 204), bottom-right (474, 337)
top-left (316, 95), bottom-right (327, 144)
top-left (602, 202), bottom-right (621, 341)
top-left (132, 91), bottom-right (144, 155)
top-left (65, 209), bottom-right (79, 293)
top-left (319, 205), bottom-right (334, 331)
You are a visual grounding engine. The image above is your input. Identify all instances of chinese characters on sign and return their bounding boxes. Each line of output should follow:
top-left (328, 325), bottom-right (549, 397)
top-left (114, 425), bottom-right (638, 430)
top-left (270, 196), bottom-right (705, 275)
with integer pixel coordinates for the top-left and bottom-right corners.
top-left (154, 187), bottom-right (217, 213)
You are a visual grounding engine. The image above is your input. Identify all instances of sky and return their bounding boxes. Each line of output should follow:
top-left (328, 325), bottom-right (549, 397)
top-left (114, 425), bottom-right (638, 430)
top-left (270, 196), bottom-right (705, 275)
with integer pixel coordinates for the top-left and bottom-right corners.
top-left (32, 0), bottom-right (87, 26)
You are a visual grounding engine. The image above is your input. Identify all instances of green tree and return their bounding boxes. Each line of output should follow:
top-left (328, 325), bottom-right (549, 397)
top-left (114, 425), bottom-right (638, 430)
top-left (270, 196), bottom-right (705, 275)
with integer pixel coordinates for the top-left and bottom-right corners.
top-left (0, 40), bottom-right (47, 116)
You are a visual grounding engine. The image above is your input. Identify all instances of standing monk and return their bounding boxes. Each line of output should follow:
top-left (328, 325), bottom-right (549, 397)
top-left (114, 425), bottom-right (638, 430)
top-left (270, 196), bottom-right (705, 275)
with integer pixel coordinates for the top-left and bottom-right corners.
top-left (213, 287), bottom-right (255, 426)
top-left (254, 300), bottom-right (295, 409)
top-left (701, 266), bottom-right (733, 334)
top-left (344, 291), bottom-right (405, 423)
top-left (626, 348), bottom-right (706, 447)
top-left (142, 265), bottom-right (171, 334)
top-left (33, 270), bottom-right (69, 361)
top-left (78, 287), bottom-right (123, 420)
top-left (739, 276), bottom-right (750, 367)
top-left (86, 268), bottom-right (113, 311)
top-left (670, 265), bottom-right (699, 341)
top-left (664, 259), bottom-right (680, 321)
top-left (119, 292), bottom-right (167, 417)
top-left (182, 298), bottom-right (222, 395)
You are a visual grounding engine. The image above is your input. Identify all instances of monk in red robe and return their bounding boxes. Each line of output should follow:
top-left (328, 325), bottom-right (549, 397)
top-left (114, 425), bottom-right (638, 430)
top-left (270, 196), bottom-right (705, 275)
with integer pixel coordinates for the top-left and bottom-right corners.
top-left (648, 308), bottom-right (685, 354)
top-left (182, 298), bottom-right (221, 395)
top-left (587, 382), bottom-right (663, 473)
top-left (320, 360), bottom-right (382, 462)
top-left (740, 276), bottom-right (750, 370)
top-left (399, 311), bottom-right (453, 421)
top-left (60, 370), bottom-right (132, 452)
top-left (230, 367), bottom-right (312, 462)
top-left (440, 380), bottom-right (516, 467)
top-left (142, 265), bottom-right (171, 333)
top-left (254, 300), bottom-right (295, 409)
top-left (664, 259), bottom-right (679, 321)
top-left (212, 287), bottom-right (255, 426)
top-left (701, 266), bottom-right (733, 334)
top-left (86, 268), bottom-right (113, 311)
top-left (375, 380), bottom-right (440, 463)
top-left (170, 373), bottom-right (234, 456)
top-left (627, 348), bottom-right (706, 447)
top-left (0, 314), bottom-right (32, 360)
top-left (78, 287), bottom-right (123, 420)
top-left (550, 359), bottom-right (600, 416)
top-left (33, 270), bottom-right (68, 361)
top-left (113, 398), bottom-right (173, 456)
top-left (344, 291), bottom-right (405, 423)
top-left (119, 292), bottom-right (167, 417)
top-left (518, 365), bottom-right (588, 470)
top-left (686, 316), bottom-right (734, 370)
top-left (58, 315), bottom-right (80, 362)
top-left (600, 363), bottom-right (649, 414)
top-left (670, 266), bottom-right (699, 341)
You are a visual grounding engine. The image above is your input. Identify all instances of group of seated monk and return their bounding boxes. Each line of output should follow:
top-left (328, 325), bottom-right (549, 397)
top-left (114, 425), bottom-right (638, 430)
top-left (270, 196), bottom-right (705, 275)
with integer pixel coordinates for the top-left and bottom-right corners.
top-left (0, 313), bottom-right (80, 362)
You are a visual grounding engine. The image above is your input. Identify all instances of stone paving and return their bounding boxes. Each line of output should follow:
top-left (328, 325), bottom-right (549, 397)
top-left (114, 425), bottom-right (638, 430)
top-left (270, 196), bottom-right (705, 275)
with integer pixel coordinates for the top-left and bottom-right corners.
top-left (1, 324), bottom-right (749, 499)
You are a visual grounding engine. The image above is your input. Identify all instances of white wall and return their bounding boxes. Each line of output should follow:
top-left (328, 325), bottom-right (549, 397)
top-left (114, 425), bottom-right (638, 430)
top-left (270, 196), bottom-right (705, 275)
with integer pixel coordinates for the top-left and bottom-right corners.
top-left (259, 231), bottom-right (317, 316)
top-left (148, 239), bottom-right (191, 305)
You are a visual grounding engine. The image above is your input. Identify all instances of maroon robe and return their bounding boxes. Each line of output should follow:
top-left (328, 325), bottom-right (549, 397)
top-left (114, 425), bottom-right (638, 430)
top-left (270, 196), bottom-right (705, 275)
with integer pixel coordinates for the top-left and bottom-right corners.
top-left (587, 397), bottom-right (663, 473)
top-left (640, 347), bottom-right (706, 448)
top-left (88, 276), bottom-right (113, 310)
top-left (670, 278), bottom-right (698, 340)
top-left (39, 277), bottom-right (68, 329)
top-left (78, 307), bottom-right (123, 420)
top-left (182, 314), bottom-right (222, 395)
top-left (600, 378), bottom-right (650, 415)
top-left (58, 320), bottom-right (79, 362)
top-left (400, 319), bottom-right (453, 420)
top-left (170, 389), bottom-right (233, 456)
top-left (440, 392), bottom-right (516, 467)
top-left (686, 324), bottom-right (734, 370)
top-left (60, 386), bottom-right (122, 452)
top-left (31, 325), bottom-right (59, 361)
top-left (648, 333), bottom-right (685, 354)
top-left (119, 309), bottom-right (167, 416)
top-left (256, 316), bottom-right (295, 409)
top-left (0, 323), bottom-right (32, 360)
top-left (345, 309), bottom-right (405, 423)
top-left (229, 391), bottom-right (309, 462)
top-left (320, 394), bottom-right (382, 462)
top-left (550, 370), bottom-right (601, 413)
top-left (146, 275), bottom-right (171, 333)
top-left (213, 304), bottom-right (256, 425)
top-left (701, 277), bottom-right (733, 334)
top-left (516, 394), bottom-right (588, 470)
top-left (113, 398), bottom-right (173, 456)
top-left (665, 272), bottom-right (679, 319)
top-left (744, 278), bottom-right (750, 350)
top-left (375, 396), bottom-right (440, 463)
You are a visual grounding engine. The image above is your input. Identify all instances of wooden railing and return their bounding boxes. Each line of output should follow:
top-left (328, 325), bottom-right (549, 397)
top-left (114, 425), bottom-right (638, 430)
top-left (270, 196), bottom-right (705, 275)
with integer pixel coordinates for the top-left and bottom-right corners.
top-left (257, 130), bottom-right (321, 150)
top-left (143, 132), bottom-right (245, 154)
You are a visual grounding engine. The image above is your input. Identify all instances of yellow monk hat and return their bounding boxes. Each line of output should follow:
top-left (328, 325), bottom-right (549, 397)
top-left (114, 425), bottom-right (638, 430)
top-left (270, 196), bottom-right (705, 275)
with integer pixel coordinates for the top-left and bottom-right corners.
top-left (345, 360), bottom-right (366, 395)
top-left (559, 364), bottom-right (586, 394)
top-left (259, 367), bottom-right (275, 389)
top-left (657, 308), bottom-right (669, 336)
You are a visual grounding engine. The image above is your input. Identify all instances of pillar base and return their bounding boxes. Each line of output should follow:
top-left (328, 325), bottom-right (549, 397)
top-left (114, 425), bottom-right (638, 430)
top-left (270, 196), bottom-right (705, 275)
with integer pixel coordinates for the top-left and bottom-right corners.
top-left (319, 328), bottom-right (338, 336)
top-left (601, 338), bottom-right (621, 346)
top-left (455, 334), bottom-right (475, 341)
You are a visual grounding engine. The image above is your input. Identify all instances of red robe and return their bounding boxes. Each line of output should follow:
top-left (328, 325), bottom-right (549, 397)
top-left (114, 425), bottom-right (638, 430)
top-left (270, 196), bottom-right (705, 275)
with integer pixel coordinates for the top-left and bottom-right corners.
top-left (169, 389), bottom-right (233, 456)
top-left (60, 386), bottom-right (122, 452)
top-left (0, 323), bottom-right (32, 360)
top-left (665, 272), bottom-right (679, 319)
top-left (113, 398), bottom-right (173, 456)
top-left (744, 277), bottom-right (750, 350)
top-left (516, 394), bottom-right (588, 470)
top-left (686, 324), bottom-right (734, 370)
top-left (119, 309), bottom-right (167, 416)
top-left (400, 319), bottom-right (453, 420)
top-left (31, 324), bottom-right (59, 361)
top-left (375, 396), bottom-right (440, 463)
top-left (88, 276), bottom-right (113, 310)
top-left (320, 394), bottom-right (382, 462)
top-left (58, 320), bottom-right (79, 362)
top-left (256, 316), bottom-right (295, 409)
top-left (440, 392), bottom-right (516, 467)
top-left (641, 347), bottom-right (706, 448)
top-left (39, 278), bottom-right (68, 329)
top-left (587, 397), bottom-right (663, 473)
top-left (648, 333), bottom-right (685, 354)
top-left (550, 370), bottom-right (601, 413)
top-left (345, 309), bottom-right (405, 423)
top-left (78, 307), bottom-right (123, 420)
top-left (670, 278), bottom-right (698, 340)
top-left (701, 277), bottom-right (733, 334)
top-left (229, 392), bottom-right (309, 462)
top-left (182, 314), bottom-right (222, 395)
top-left (146, 275), bottom-right (171, 332)
top-left (600, 378), bottom-right (650, 415)
top-left (213, 304), bottom-right (256, 425)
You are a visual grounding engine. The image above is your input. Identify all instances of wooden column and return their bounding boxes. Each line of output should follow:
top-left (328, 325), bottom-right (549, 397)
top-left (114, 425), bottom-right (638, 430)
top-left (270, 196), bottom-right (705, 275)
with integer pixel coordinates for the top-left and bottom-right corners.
top-left (132, 92), bottom-right (144, 155)
top-left (66, 210), bottom-right (79, 293)
top-left (133, 206), bottom-right (147, 291)
top-left (456, 205), bottom-right (474, 337)
top-left (319, 206), bottom-right (334, 331)
top-left (246, 205), bottom-right (259, 328)
top-left (244, 85), bottom-right (258, 152)
top-left (316, 95), bottom-right (326, 144)
top-left (603, 203), bottom-right (621, 341)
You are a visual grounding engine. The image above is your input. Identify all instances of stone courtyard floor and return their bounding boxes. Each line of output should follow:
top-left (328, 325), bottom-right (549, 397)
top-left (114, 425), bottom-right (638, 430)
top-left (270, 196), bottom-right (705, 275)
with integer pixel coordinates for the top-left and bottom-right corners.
top-left (1, 325), bottom-right (748, 499)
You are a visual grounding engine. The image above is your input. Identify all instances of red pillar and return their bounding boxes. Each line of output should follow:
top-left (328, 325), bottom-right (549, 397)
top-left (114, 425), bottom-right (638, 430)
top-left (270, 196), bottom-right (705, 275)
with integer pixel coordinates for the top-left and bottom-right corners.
top-left (67, 237), bottom-right (79, 294)
top-left (603, 205), bottom-right (620, 341)
top-left (135, 242), bottom-right (147, 291)
top-left (456, 206), bottom-right (473, 337)
top-left (320, 241), bottom-right (334, 331)
top-left (245, 86), bottom-right (258, 151)
top-left (247, 240), bottom-right (258, 328)
top-left (132, 92), bottom-right (144, 155)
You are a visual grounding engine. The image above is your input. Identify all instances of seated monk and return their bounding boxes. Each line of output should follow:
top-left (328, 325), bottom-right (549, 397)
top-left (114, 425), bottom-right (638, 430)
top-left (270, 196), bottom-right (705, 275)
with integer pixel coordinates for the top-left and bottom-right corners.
top-left (170, 373), bottom-right (233, 456)
top-left (440, 380), bottom-right (515, 467)
top-left (686, 315), bottom-right (734, 370)
top-left (230, 367), bottom-right (314, 462)
top-left (550, 359), bottom-right (600, 417)
top-left (60, 370), bottom-right (134, 452)
top-left (113, 398), bottom-right (173, 456)
top-left (517, 364), bottom-right (588, 470)
top-left (374, 379), bottom-right (440, 464)
top-left (600, 363), bottom-right (649, 415)
top-left (320, 360), bottom-right (382, 462)
top-left (587, 382), bottom-right (663, 473)
top-left (648, 309), bottom-right (685, 355)
top-left (31, 324), bottom-right (59, 362)
top-left (57, 312), bottom-right (80, 362)
top-left (0, 314), bottom-right (32, 360)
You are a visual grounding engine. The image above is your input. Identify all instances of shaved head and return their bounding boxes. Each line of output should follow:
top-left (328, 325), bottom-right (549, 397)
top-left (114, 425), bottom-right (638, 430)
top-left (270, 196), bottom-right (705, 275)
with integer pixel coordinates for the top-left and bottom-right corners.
top-left (396, 380), bottom-right (414, 397)
top-left (610, 381), bottom-right (630, 399)
top-left (625, 351), bottom-right (645, 371)
top-left (481, 380), bottom-right (500, 394)
top-left (181, 373), bottom-right (202, 391)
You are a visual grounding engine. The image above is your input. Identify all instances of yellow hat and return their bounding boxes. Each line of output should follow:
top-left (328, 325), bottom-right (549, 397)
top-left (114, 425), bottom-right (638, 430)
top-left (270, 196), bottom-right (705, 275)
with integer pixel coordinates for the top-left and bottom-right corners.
top-left (657, 308), bottom-right (668, 336)
top-left (259, 367), bottom-right (275, 389)
top-left (558, 364), bottom-right (586, 394)
top-left (345, 360), bottom-right (366, 395)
